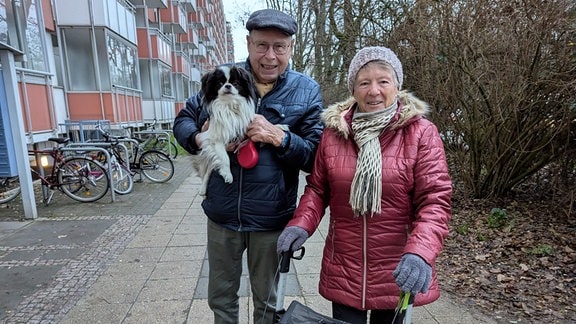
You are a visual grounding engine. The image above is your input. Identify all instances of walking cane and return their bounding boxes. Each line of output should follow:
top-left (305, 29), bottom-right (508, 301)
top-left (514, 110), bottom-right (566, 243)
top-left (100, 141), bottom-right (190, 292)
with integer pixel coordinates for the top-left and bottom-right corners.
top-left (392, 291), bottom-right (415, 324)
top-left (274, 246), bottom-right (305, 323)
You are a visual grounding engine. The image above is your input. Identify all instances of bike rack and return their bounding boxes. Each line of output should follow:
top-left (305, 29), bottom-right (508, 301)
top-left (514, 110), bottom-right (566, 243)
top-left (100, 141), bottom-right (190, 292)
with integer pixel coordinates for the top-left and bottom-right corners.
top-left (71, 141), bottom-right (132, 170)
top-left (133, 130), bottom-right (176, 158)
top-left (60, 146), bottom-right (116, 202)
top-left (115, 138), bottom-right (146, 182)
top-left (68, 139), bottom-right (141, 182)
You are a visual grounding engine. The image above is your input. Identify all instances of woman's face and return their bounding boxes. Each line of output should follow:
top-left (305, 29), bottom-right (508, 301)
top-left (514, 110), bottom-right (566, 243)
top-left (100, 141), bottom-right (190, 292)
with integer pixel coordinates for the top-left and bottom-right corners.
top-left (246, 29), bottom-right (293, 84)
top-left (353, 62), bottom-right (399, 113)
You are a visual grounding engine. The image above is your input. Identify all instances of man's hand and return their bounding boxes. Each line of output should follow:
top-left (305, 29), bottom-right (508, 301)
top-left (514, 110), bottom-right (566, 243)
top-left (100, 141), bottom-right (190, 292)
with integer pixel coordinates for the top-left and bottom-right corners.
top-left (246, 114), bottom-right (285, 147)
top-left (194, 119), bottom-right (210, 148)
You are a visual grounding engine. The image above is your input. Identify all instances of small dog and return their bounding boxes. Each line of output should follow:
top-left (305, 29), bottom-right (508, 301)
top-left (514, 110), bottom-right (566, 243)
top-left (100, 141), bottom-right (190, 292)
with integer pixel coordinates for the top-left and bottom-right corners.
top-left (193, 65), bottom-right (257, 196)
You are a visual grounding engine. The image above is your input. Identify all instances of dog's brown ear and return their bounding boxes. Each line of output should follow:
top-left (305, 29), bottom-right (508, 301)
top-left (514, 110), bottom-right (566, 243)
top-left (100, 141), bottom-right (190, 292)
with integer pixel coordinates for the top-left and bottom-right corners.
top-left (233, 66), bottom-right (258, 103)
top-left (200, 72), bottom-right (210, 93)
top-left (235, 66), bottom-right (249, 78)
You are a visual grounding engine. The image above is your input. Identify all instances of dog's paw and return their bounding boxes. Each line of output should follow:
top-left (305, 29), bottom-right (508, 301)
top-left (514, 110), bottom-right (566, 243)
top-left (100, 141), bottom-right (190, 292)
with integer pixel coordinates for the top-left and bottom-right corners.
top-left (221, 170), bottom-right (233, 183)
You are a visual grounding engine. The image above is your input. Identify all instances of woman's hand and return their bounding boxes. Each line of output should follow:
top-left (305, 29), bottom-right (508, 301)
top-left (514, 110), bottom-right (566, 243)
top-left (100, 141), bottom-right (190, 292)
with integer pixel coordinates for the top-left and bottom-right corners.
top-left (393, 253), bottom-right (432, 294)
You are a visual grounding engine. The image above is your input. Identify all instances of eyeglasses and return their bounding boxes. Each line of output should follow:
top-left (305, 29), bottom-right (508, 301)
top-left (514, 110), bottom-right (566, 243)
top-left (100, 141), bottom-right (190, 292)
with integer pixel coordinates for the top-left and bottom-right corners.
top-left (250, 41), bottom-right (291, 55)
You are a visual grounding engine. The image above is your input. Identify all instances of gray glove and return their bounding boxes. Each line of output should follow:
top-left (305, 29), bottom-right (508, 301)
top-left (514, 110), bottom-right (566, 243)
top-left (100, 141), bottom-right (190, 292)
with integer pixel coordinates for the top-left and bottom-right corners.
top-left (277, 226), bottom-right (309, 254)
top-left (393, 253), bottom-right (432, 294)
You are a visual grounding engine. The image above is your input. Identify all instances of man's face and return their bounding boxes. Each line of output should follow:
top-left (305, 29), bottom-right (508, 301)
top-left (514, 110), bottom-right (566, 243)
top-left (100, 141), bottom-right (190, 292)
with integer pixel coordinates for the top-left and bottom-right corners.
top-left (246, 29), bottom-right (294, 84)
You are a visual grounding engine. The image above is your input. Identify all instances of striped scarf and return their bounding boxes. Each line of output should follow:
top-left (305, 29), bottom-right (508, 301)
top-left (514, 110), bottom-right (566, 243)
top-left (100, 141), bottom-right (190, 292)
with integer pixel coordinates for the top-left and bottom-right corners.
top-left (350, 101), bottom-right (397, 217)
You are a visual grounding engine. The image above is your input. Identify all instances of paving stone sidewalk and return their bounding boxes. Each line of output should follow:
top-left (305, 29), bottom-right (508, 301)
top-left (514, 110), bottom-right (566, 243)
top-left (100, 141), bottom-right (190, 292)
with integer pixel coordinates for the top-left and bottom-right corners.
top-left (0, 154), bottom-right (499, 323)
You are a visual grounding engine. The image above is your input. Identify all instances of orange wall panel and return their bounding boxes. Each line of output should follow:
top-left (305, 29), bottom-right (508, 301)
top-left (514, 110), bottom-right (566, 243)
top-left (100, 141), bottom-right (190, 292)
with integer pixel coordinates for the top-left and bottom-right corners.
top-left (150, 34), bottom-right (159, 58)
top-left (19, 83), bottom-right (51, 132)
top-left (137, 29), bottom-right (151, 58)
top-left (147, 8), bottom-right (157, 23)
top-left (175, 102), bottom-right (184, 115)
top-left (134, 98), bottom-right (142, 121)
top-left (159, 0), bottom-right (177, 23)
top-left (117, 94), bottom-right (128, 122)
top-left (67, 93), bottom-right (104, 121)
top-left (101, 93), bottom-right (114, 121)
top-left (42, 0), bottom-right (55, 32)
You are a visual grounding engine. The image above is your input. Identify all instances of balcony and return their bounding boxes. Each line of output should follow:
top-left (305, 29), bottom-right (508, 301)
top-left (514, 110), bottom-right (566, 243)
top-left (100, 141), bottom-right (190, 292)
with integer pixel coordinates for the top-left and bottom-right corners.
top-left (127, 0), bottom-right (167, 7)
top-left (193, 43), bottom-right (207, 60)
top-left (191, 11), bottom-right (205, 29)
top-left (159, 0), bottom-right (187, 34)
top-left (136, 29), bottom-right (173, 64)
top-left (204, 40), bottom-right (215, 50)
top-left (177, 0), bottom-right (197, 12)
top-left (176, 27), bottom-right (199, 49)
top-left (53, 0), bottom-right (137, 43)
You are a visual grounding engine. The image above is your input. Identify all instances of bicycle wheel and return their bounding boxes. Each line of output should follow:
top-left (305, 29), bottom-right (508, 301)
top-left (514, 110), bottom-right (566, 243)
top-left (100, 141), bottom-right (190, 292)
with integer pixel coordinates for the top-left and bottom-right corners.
top-left (154, 138), bottom-right (179, 159)
top-left (0, 176), bottom-right (21, 204)
top-left (110, 160), bottom-right (133, 195)
top-left (91, 152), bottom-right (108, 181)
top-left (139, 150), bottom-right (174, 183)
top-left (58, 157), bottom-right (110, 202)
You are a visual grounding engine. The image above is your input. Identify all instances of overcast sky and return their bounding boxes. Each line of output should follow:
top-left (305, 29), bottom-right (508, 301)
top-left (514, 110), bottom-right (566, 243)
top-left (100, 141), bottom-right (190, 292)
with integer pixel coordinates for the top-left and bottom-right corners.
top-left (221, 0), bottom-right (267, 62)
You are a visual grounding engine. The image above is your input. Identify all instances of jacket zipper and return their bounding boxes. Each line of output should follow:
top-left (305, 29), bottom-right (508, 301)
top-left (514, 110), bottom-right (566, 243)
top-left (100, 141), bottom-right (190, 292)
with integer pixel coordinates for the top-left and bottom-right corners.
top-left (362, 216), bottom-right (367, 309)
top-left (237, 97), bottom-right (261, 231)
top-left (237, 167), bottom-right (244, 230)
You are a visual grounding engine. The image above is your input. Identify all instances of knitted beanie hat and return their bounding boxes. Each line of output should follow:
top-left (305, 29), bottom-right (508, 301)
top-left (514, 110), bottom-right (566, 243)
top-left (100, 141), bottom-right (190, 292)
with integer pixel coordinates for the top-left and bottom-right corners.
top-left (347, 46), bottom-right (403, 93)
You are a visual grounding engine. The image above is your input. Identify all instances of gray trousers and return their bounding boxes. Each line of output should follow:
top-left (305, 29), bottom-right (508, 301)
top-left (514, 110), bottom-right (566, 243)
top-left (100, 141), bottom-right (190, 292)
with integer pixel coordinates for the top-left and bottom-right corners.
top-left (207, 219), bottom-right (281, 324)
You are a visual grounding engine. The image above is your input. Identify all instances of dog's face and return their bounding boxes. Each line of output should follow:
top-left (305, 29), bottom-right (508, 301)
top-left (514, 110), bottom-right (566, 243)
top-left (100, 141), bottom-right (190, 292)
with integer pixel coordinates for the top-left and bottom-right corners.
top-left (201, 65), bottom-right (257, 105)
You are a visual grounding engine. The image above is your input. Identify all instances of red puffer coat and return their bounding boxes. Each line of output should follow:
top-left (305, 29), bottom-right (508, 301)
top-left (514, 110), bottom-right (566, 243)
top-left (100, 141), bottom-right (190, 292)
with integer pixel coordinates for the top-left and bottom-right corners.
top-left (286, 91), bottom-right (452, 310)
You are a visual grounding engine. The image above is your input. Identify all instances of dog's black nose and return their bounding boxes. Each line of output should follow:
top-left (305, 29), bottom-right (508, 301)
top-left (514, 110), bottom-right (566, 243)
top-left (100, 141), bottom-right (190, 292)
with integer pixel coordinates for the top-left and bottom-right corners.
top-left (225, 84), bottom-right (232, 89)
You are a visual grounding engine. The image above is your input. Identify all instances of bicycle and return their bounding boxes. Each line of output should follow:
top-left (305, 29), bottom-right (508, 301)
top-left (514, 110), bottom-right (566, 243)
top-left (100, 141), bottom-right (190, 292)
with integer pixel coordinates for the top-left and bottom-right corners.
top-left (89, 140), bottom-right (134, 195)
top-left (0, 137), bottom-right (110, 205)
top-left (127, 119), bottom-right (179, 159)
top-left (95, 124), bottom-right (175, 184)
top-left (0, 176), bottom-right (20, 204)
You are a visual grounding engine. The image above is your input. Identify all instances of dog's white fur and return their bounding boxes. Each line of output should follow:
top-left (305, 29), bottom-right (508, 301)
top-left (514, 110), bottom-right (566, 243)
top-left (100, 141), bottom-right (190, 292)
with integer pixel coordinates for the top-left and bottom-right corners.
top-left (193, 66), bottom-right (256, 196)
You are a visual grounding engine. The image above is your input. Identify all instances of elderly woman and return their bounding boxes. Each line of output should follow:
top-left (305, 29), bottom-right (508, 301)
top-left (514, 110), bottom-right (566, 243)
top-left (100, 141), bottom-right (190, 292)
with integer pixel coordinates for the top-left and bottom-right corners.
top-left (277, 46), bottom-right (452, 323)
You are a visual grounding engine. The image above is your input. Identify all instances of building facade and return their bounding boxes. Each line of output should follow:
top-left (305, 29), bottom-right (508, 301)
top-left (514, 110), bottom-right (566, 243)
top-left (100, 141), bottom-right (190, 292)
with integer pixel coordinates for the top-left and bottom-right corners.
top-left (0, 0), bottom-right (234, 218)
top-left (0, 0), bottom-right (232, 151)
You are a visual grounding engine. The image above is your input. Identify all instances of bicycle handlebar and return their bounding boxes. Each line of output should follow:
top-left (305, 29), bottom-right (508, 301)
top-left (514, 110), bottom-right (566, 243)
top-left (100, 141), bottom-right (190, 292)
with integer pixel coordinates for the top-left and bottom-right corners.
top-left (95, 123), bottom-right (126, 143)
top-left (145, 118), bottom-right (158, 130)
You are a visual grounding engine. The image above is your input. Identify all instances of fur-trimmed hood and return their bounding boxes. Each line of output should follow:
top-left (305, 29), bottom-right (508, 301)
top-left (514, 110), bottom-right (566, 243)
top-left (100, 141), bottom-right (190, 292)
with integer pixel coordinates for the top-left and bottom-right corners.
top-left (321, 90), bottom-right (430, 139)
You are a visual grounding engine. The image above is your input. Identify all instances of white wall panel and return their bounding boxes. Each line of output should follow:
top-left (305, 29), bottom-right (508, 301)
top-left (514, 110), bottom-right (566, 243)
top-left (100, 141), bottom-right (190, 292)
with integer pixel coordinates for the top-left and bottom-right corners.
top-left (53, 0), bottom-right (91, 25)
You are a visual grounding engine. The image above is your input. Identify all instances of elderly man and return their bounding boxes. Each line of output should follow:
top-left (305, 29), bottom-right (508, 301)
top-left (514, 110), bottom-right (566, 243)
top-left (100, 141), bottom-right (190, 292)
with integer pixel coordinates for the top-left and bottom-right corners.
top-left (173, 8), bottom-right (324, 324)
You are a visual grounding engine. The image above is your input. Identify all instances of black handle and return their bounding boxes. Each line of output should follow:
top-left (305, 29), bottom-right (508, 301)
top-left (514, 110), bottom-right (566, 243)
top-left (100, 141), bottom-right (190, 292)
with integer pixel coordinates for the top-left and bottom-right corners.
top-left (279, 246), bottom-right (305, 273)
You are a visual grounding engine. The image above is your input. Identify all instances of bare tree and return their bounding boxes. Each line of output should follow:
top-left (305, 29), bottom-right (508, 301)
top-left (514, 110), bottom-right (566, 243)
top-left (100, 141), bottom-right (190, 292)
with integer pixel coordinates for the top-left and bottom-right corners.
top-left (274, 0), bottom-right (576, 199)
top-left (390, 0), bottom-right (576, 198)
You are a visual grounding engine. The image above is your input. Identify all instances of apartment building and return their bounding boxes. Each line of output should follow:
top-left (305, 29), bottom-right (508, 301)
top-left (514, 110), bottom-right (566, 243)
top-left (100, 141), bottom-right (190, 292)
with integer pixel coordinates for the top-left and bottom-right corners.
top-left (0, 0), bottom-right (234, 217)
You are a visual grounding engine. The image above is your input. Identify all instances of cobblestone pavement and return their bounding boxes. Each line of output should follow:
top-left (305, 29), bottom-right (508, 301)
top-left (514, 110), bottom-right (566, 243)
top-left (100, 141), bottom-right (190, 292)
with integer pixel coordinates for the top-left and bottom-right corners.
top-left (0, 155), bottom-right (195, 323)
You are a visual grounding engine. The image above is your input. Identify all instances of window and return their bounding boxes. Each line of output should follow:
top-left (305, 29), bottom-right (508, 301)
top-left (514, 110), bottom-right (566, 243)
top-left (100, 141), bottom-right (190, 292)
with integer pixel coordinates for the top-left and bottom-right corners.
top-left (0, 0), bottom-right (46, 70)
top-left (160, 63), bottom-right (172, 97)
top-left (107, 33), bottom-right (138, 89)
top-left (22, 0), bottom-right (45, 70)
top-left (62, 28), bottom-right (97, 91)
top-left (0, 1), bottom-right (23, 51)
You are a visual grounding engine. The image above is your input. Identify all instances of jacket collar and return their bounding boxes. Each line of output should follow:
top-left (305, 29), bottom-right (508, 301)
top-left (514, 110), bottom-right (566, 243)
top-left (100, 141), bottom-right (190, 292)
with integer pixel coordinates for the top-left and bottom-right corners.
top-left (321, 90), bottom-right (430, 139)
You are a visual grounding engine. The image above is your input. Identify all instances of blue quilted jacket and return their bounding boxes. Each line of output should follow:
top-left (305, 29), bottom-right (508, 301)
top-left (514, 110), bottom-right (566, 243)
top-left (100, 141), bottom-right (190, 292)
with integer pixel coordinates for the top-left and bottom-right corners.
top-left (173, 61), bottom-right (324, 231)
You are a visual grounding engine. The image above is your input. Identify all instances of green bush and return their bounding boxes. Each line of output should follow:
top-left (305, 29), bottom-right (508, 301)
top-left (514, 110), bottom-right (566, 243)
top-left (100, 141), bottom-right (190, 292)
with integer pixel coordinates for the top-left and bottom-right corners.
top-left (487, 208), bottom-right (508, 229)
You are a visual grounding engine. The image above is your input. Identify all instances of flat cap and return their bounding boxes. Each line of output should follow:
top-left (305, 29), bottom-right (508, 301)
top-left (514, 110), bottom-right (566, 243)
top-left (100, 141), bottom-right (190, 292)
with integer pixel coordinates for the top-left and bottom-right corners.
top-left (245, 9), bottom-right (297, 36)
